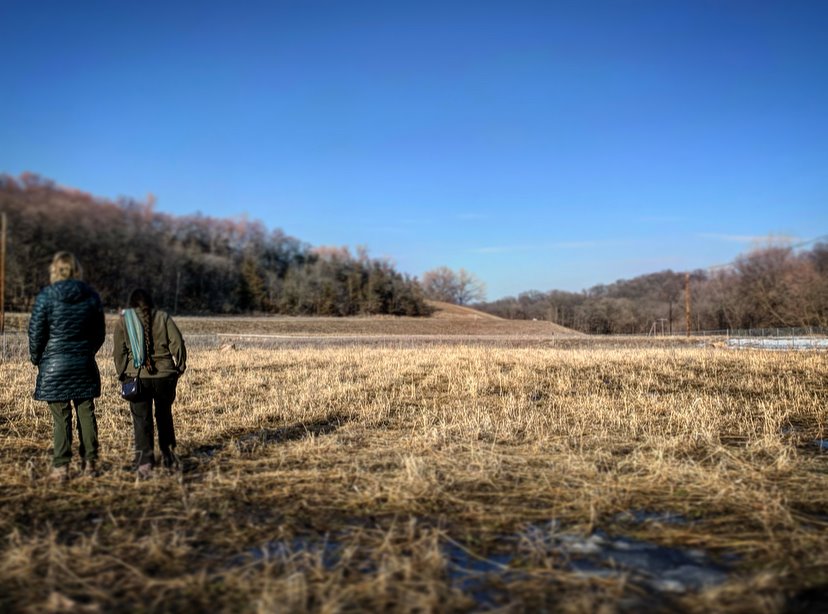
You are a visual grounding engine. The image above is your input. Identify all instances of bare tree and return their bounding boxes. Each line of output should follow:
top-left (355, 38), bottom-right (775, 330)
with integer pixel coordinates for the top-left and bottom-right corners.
top-left (455, 268), bottom-right (486, 304)
top-left (421, 266), bottom-right (486, 304)
top-left (421, 266), bottom-right (458, 303)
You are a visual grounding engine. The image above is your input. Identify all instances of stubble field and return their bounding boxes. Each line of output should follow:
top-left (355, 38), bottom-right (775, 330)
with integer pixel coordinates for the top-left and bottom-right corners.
top-left (0, 308), bottom-right (826, 613)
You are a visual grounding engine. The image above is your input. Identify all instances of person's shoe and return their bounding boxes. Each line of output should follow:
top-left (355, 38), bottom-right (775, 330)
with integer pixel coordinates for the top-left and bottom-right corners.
top-left (161, 449), bottom-right (180, 471)
top-left (136, 463), bottom-right (153, 480)
top-left (81, 460), bottom-right (99, 478)
top-left (50, 465), bottom-right (69, 483)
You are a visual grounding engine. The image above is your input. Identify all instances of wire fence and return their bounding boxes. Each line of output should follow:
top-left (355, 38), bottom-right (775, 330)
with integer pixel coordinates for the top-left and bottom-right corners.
top-left (4, 326), bottom-right (828, 363)
top-left (647, 327), bottom-right (828, 338)
top-left (724, 336), bottom-right (828, 350)
top-left (0, 333), bottom-right (224, 363)
top-left (711, 327), bottom-right (826, 338)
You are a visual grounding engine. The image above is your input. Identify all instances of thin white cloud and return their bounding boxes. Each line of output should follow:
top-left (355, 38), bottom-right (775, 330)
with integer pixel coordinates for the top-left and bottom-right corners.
top-left (619, 256), bottom-right (687, 268)
top-left (640, 215), bottom-right (685, 223)
top-left (699, 233), bottom-right (801, 244)
top-left (366, 226), bottom-right (408, 234)
top-left (470, 244), bottom-right (534, 254)
top-left (470, 240), bottom-right (603, 254)
top-left (553, 241), bottom-right (600, 249)
top-left (400, 217), bottom-right (431, 225)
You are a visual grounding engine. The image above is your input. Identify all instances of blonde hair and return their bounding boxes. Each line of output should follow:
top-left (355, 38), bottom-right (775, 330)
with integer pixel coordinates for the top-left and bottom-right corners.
top-left (49, 252), bottom-right (82, 283)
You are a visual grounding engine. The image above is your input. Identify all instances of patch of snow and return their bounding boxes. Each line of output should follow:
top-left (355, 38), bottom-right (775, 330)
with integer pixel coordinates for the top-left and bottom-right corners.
top-left (726, 337), bottom-right (828, 351)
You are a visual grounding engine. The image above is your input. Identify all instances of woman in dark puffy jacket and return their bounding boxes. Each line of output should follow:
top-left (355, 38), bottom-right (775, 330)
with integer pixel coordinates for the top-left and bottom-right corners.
top-left (113, 288), bottom-right (186, 478)
top-left (28, 252), bottom-right (106, 482)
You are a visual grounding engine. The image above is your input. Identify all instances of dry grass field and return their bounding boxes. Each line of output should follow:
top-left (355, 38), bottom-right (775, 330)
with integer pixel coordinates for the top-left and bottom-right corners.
top-left (0, 306), bottom-right (826, 613)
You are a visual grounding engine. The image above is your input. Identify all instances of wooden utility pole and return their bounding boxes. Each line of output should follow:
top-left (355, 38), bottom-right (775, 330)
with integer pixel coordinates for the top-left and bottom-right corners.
top-left (0, 212), bottom-right (6, 335)
top-left (684, 271), bottom-right (691, 337)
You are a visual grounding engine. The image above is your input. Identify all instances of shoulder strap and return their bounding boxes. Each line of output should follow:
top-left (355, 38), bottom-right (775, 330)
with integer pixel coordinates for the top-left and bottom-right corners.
top-left (123, 308), bottom-right (145, 369)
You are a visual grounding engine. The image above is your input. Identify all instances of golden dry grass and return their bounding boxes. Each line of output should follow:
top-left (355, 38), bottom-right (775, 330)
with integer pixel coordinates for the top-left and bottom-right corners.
top-left (0, 316), bottom-right (826, 613)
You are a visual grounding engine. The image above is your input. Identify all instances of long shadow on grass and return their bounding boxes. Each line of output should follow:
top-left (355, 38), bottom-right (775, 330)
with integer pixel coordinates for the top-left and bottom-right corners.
top-left (186, 413), bottom-right (349, 471)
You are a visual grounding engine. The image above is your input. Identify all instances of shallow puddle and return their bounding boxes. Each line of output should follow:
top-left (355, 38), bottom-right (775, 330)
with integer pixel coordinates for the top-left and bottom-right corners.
top-left (232, 520), bottom-right (734, 606)
top-left (231, 535), bottom-right (341, 570)
top-left (532, 528), bottom-right (730, 593)
top-left (613, 509), bottom-right (692, 526)
top-left (442, 543), bottom-right (517, 608)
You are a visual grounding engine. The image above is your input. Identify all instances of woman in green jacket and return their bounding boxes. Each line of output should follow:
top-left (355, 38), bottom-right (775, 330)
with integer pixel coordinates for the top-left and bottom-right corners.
top-left (28, 252), bottom-right (106, 481)
top-left (113, 289), bottom-right (186, 478)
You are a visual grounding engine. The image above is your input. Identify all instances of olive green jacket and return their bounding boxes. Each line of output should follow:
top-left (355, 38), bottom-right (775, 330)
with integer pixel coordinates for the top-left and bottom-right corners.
top-left (113, 309), bottom-right (186, 379)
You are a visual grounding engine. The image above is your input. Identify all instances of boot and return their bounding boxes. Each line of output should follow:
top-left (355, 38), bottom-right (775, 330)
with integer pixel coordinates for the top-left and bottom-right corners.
top-left (161, 448), bottom-right (180, 470)
top-left (81, 460), bottom-right (99, 478)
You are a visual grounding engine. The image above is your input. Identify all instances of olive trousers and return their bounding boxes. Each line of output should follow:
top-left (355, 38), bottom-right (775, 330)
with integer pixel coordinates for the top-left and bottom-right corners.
top-left (48, 399), bottom-right (98, 468)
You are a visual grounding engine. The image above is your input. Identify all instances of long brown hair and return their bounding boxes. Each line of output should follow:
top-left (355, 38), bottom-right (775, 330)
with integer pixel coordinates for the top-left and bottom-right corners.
top-left (128, 288), bottom-right (157, 374)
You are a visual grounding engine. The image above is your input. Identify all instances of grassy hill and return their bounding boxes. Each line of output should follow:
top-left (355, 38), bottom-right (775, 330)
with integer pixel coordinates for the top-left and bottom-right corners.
top-left (2, 302), bottom-right (584, 340)
top-left (166, 302), bottom-right (584, 337)
top-left (426, 300), bottom-right (504, 320)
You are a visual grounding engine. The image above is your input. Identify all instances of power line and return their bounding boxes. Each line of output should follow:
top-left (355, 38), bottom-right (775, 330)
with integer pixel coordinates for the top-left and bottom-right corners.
top-left (703, 233), bottom-right (828, 272)
top-left (684, 233), bottom-right (827, 334)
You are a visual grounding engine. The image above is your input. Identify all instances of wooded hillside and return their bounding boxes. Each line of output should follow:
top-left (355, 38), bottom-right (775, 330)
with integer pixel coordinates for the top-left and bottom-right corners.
top-left (0, 173), bottom-right (429, 316)
top-left (477, 243), bottom-right (828, 334)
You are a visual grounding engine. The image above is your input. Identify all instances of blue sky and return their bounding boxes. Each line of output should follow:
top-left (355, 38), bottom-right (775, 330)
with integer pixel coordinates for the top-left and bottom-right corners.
top-left (2, 0), bottom-right (826, 300)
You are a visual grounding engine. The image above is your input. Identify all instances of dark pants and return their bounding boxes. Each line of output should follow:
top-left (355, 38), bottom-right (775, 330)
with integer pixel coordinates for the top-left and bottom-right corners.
top-left (48, 398), bottom-right (98, 468)
top-left (129, 375), bottom-right (178, 467)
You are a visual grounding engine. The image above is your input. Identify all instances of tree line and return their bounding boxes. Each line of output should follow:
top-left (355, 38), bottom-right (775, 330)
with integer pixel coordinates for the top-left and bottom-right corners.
top-left (0, 173), bottom-right (430, 316)
top-left (476, 242), bottom-right (828, 334)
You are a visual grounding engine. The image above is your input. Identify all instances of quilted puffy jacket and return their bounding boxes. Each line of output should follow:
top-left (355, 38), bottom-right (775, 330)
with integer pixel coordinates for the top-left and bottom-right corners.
top-left (28, 280), bottom-right (106, 401)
